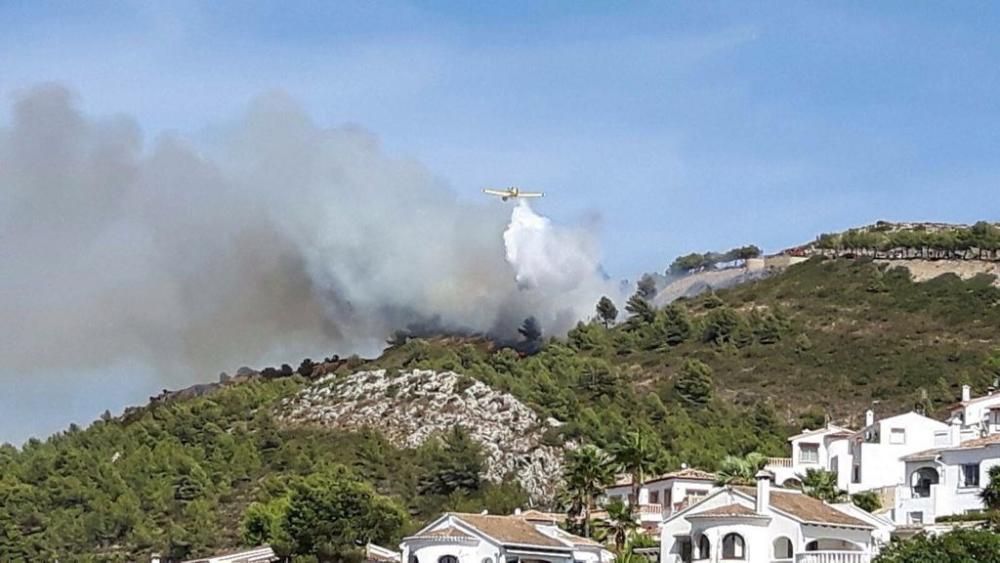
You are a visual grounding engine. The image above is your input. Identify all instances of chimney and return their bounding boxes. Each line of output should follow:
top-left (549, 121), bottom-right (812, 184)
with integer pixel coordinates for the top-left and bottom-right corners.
top-left (951, 417), bottom-right (962, 446)
top-left (865, 409), bottom-right (874, 427)
top-left (755, 470), bottom-right (773, 514)
top-left (150, 554), bottom-right (161, 563)
top-left (962, 385), bottom-right (972, 403)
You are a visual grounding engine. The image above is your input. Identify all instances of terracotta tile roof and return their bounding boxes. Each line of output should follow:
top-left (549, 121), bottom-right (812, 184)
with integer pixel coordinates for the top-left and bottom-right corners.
top-left (517, 510), bottom-right (565, 523)
top-left (687, 503), bottom-right (761, 518)
top-left (902, 433), bottom-right (1000, 461)
top-left (613, 467), bottom-right (718, 487)
top-left (450, 513), bottom-right (570, 549)
top-left (734, 488), bottom-right (872, 528)
top-left (422, 526), bottom-right (474, 539)
top-left (543, 526), bottom-right (604, 547)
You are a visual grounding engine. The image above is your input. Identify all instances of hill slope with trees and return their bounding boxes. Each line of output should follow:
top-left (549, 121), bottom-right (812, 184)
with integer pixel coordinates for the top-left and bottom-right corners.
top-left (1, 256), bottom-right (1000, 560)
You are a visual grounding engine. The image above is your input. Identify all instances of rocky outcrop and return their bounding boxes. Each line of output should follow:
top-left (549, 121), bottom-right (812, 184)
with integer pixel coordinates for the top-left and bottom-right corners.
top-left (277, 369), bottom-right (565, 502)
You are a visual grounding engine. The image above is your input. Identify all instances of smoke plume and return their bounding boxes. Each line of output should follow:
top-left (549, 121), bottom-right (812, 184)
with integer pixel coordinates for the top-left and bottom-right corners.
top-left (0, 84), bottom-right (615, 382)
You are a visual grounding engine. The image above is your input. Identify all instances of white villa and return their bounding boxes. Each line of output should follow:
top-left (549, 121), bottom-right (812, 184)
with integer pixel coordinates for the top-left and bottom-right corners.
top-left (659, 472), bottom-right (892, 563)
top-left (400, 512), bottom-right (614, 563)
top-left (603, 468), bottom-right (719, 532)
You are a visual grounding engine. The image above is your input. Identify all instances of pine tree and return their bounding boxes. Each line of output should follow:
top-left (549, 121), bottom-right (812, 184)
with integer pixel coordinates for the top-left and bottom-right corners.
top-left (596, 296), bottom-right (619, 328)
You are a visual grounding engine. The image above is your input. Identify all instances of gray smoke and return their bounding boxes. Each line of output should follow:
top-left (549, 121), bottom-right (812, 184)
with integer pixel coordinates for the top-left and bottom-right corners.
top-left (0, 84), bottom-right (615, 381)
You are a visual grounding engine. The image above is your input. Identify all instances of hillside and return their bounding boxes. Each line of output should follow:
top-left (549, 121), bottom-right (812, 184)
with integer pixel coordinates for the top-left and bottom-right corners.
top-left (1, 256), bottom-right (1000, 560)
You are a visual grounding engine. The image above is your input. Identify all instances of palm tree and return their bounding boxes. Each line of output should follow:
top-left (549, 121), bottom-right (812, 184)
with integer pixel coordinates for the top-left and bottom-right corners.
top-left (599, 498), bottom-right (638, 552)
top-left (799, 468), bottom-right (847, 503)
top-left (561, 445), bottom-right (616, 538)
top-left (610, 431), bottom-right (660, 502)
top-left (715, 452), bottom-right (767, 486)
top-left (980, 465), bottom-right (1000, 511)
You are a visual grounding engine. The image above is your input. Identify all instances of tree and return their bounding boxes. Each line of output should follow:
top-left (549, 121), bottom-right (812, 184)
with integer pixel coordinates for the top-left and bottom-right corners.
top-left (799, 468), bottom-right (847, 503)
top-left (636, 274), bottom-right (658, 301)
top-left (874, 528), bottom-right (1000, 563)
top-left (561, 445), bottom-right (615, 538)
top-left (596, 297), bottom-right (619, 328)
top-left (281, 469), bottom-right (407, 560)
top-left (981, 466), bottom-right (1000, 511)
top-left (518, 316), bottom-right (544, 354)
top-left (624, 295), bottom-right (656, 327)
top-left (655, 305), bottom-right (691, 347)
top-left (851, 491), bottom-right (881, 513)
top-left (610, 431), bottom-right (660, 503)
top-left (418, 427), bottom-right (484, 497)
top-left (715, 453), bottom-right (767, 486)
top-left (701, 307), bottom-right (742, 345)
top-left (598, 498), bottom-right (637, 552)
top-left (674, 359), bottom-right (714, 407)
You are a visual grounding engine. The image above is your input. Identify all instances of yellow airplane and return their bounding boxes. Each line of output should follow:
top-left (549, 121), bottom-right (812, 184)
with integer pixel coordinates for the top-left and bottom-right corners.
top-left (482, 187), bottom-right (544, 201)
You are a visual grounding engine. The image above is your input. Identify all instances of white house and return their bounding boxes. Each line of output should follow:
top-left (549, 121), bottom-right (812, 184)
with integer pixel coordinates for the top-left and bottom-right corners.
top-left (766, 425), bottom-right (855, 490)
top-left (949, 384), bottom-right (1000, 438)
top-left (400, 512), bottom-right (614, 563)
top-left (659, 472), bottom-right (887, 563)
top-left (603, 469), bottom-right (719, 531)
top-left (846, 411), bottom-right (951, 494)
top-left (893, 431), bottom-right (1000, 525)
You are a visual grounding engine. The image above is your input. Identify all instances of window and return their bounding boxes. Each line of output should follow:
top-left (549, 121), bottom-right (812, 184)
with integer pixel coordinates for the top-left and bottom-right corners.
top-left (829, 455), bottom-right (839, 472)
top-left (799, 443), bottom-right (819, 464)
top-left (852, 465), bottom-right (861, 484)
top-left (722, 533), bottom-right (746, 559)
top-left (908, 511), bottom-right (924, 525)
top-left (409, 556), bottom-right (419, 563)
top-left (649, 490), bottom-right (659, 504)
top-left (889, 428), bottom-right (906, 445)
top-left (697, 535), bottom-right (711, 560)
top-left (773, 537), bottom-right (793, 559)
top-left (439, 557), bottom-right (458, 563)
top-left (960, 463), bottom-right (981, 488)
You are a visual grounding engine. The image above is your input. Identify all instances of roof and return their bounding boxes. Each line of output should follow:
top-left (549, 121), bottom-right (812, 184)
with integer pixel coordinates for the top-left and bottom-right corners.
top-left (686, 503), bottom-right (764, 519)
top-left (788, 425), bottom-right (854, 442)
top-left (181, 546), bottom-right (277, 563)
top-left (732, 487), bottom-right (872, 529)
top-left (422, 526), bottom-right (474, 539)
top-left (950, 392), bottom-right (1000, 410)
top-left (518, 510), bottom-right (565, 523)
top-left (612, 467), bottom-right (718, 487)
top-left (902, 433), bottom-right (1000, 461)
top-left (449, 513), bottom-right (571, 549)
top-left (541, 526), bottom-right (604, 548)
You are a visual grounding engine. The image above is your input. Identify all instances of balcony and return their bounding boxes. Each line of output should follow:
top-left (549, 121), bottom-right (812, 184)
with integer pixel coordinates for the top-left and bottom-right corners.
top-left (635, 503), bottom-right (664, 523)
top-left (767, 457), bottom-right (793, 468)
top-left (794, 552), bottom-right (871, 563)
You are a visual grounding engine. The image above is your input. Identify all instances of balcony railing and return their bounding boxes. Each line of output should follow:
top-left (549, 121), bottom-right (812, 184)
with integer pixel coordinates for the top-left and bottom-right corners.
top-left (767, 457), bottom-right (794, 468)
top-left (635, 503), bottom-right (664, 521)
top-left (795, 551), bottom-right (871, 563)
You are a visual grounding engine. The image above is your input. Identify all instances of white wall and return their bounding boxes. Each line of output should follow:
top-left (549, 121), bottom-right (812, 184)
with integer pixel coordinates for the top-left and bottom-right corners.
top-left (405, 538), bottom-right (501, 563)
top-left (849, 413), bottom-right (949, 493)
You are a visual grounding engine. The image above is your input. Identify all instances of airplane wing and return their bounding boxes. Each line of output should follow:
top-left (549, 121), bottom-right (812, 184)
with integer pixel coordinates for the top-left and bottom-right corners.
top-left (482, 189), bottom-right (509, 197)
top-left (518, 191), bottom-right (544, 198)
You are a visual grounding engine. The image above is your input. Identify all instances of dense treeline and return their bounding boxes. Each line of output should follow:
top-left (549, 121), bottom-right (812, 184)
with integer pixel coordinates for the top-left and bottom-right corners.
top-left (815, 221), bottom-right (1000, 259)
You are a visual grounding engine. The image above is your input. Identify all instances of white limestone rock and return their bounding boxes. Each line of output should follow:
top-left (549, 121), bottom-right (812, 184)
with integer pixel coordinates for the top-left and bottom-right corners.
top-left (277, 369), bottom-right (565, 502)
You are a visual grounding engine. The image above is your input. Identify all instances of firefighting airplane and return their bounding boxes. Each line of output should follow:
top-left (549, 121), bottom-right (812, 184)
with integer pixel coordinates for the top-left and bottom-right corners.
top-left (482, 187), bottom-right (544, 201)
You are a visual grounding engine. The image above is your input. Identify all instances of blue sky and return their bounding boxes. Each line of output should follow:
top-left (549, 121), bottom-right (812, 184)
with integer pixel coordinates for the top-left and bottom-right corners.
top-left (2, 1), bottom-right (1000, 441)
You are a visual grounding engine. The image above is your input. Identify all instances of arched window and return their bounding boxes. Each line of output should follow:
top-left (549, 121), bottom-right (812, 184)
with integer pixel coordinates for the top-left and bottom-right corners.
top-left (805, 540), bottom-right (819, 552)
top-left (911, 467), bottom-right (939, 498)
top-left (439, 556), bottom-right (458, 563)
top-left (722, 533), bottom-right (745, 559)
top-left (773, 537), bottom-right (793, 559)
top-left (697, 534), bottom-right (711, 559)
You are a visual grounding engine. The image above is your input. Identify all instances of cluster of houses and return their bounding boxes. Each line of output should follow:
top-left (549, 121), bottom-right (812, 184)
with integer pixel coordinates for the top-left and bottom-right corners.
top-left (176, 385), bottom-right (1000, 563)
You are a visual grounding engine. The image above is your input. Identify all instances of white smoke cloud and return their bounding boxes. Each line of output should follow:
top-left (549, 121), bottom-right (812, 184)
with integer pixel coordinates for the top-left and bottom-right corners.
top-left (0, 84), bottom-right (617, 383)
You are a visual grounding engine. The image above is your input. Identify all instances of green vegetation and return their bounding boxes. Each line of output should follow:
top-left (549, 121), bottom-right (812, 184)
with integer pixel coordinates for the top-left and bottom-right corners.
top-left (815, 221), bottom-right (1000, 259)
top-left (0, 379), bottom-right (526, 561)
top-left (875, 528), bottom-right (1000, 563)
top-left (667, 245), bottom-right (762, 275)
top-left (3, 256), bottom-right (1000, 560)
